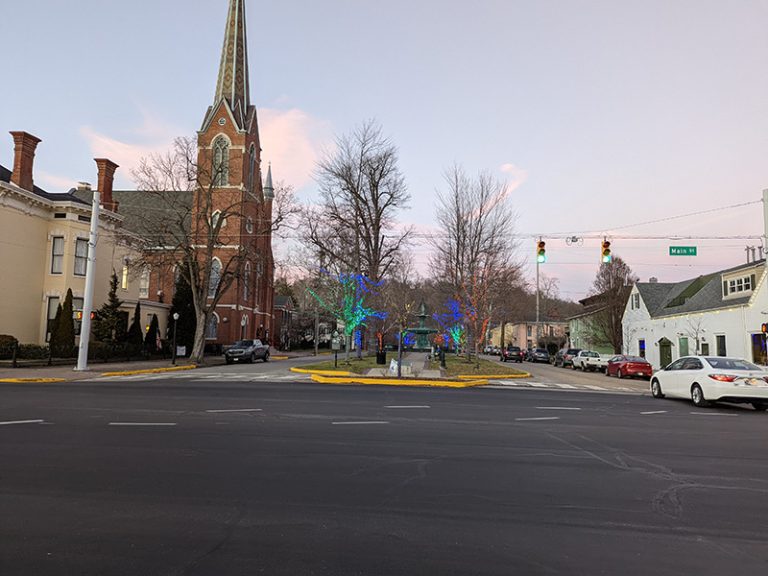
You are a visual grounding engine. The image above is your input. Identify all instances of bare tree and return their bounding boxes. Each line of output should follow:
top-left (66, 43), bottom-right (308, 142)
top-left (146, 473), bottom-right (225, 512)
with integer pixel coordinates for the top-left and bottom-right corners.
top-left (129, 137), bottom-right (297, 364)
top-left (302, 120), bottom-right (411, 283)
top-left (586, 256), bottom-right (638, 353)
top-left (430, 165), bottom-right (521, 360)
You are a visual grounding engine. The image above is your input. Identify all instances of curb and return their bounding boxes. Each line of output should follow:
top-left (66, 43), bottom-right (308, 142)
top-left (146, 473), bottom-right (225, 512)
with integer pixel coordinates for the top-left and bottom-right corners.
top-left (310, 374), bottom-right (487, 388)
top-left (0, 377), bottom-right (67, 383)
top-left (271, 356), bottom-right (289, 360)
top-left (457, 373), bottom-right (531, 379)
top-left (100, 365), bottom-right (198, 377)
top-left (290, 367), bottom-right (352, 376)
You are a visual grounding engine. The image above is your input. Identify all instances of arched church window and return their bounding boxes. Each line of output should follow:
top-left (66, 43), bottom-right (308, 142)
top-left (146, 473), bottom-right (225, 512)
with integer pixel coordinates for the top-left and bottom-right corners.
top-left (212, 136), bottom-right (230, 186)
top-left (248, 144), bottom-right (257, 194)
top-left (205, 313), bottom-right (219, 340)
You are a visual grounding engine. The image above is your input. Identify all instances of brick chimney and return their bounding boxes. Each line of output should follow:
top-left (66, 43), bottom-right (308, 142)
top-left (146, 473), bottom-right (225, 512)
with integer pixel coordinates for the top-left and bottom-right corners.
top-left (9, 131), bottom-right (42, 192)
top-left (95, 158), bottom-right (119, 212)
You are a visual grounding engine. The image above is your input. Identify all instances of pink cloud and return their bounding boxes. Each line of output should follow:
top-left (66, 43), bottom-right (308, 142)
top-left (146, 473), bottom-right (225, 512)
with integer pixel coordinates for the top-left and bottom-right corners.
top-left (36, 170), bottom-right (79, 192)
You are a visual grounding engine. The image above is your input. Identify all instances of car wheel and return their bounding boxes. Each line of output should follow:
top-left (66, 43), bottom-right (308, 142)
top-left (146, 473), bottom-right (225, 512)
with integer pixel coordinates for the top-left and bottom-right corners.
top-left (691, 384), bottom-right (709, 407)
top-left (651, 379), bottom-right (664, 398)
top-left (604, 368), bottom-right (610, 377)
top-left (752, 402), bottom-right (767, 411)
top-left (263, 351), bottom-right (270, 363)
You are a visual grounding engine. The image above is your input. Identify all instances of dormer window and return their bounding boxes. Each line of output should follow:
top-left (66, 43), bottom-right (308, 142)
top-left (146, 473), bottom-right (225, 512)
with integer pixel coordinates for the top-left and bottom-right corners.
top-left (723, 272), bottom-right (757, 297)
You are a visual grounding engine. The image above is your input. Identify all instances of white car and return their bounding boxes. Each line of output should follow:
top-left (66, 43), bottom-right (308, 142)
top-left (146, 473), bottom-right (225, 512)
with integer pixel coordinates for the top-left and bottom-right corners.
top-left (650, 356), bottom-right (768, 410)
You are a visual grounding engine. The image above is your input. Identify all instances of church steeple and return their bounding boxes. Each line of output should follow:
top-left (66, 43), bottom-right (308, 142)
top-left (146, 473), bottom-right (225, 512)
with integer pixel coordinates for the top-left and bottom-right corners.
top-left (204, 0), bottom-right (252, 131)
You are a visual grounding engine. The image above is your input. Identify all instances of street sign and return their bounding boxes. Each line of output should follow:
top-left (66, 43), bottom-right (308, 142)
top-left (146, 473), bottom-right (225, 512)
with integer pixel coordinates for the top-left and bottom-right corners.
top-left (669, 246), bottom-right (697, 256)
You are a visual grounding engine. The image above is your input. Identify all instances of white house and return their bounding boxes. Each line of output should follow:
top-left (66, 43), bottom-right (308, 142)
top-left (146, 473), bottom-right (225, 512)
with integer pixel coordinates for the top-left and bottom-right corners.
top-left (622, 260), bottom-right (767, 369)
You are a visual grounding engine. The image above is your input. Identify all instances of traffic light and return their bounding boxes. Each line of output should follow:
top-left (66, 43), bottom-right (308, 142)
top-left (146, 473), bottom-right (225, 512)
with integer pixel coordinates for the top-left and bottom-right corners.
top-left (601, 239), bottom-right (612, 263)
top-left (536, 240), bottom-right (546, 263)
top-left (762, 323), bottom-right (768, 334)
top-left (73, 310), bottom-right (83, 321)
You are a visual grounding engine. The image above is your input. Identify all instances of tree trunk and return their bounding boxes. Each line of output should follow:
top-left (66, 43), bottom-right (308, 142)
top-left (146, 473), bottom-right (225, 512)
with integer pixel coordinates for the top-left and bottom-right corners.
top-left (190, 312), bottom-right (208, 364)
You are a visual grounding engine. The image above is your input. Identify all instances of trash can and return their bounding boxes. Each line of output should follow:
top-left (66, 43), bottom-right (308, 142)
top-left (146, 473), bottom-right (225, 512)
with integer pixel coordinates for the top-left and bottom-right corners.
top-left (376, 351), bottom-right (387, 364)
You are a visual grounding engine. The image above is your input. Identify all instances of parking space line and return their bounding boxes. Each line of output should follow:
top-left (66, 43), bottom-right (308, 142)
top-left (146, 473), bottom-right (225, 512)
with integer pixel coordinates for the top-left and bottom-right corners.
top-left (690, 412), bottom-right (738, 417)
top-left (332, 421), bottom-right (389, 425)
top-left (206, 408), bottom-right (262, 413)
top-left (385, 405), bottom-right (431, 409)
top-left (536, 406), bottom-right (581, 410)
top-left (641, 411), bottom-right (667, 415)
top-left (108, 422), bottom-right (177, 426)
top-left (515, 417), bottom-right (560, 421)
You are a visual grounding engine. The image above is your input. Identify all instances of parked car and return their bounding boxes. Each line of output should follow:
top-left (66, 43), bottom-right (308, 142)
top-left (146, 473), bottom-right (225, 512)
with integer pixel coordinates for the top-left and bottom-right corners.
top-left (571, 350), bottom-right (600, 372)
top-left (650, 356), bottom-right (768, 410)
top-left (224, 339), bottom-right (270, 364)
top-left (585, 354), bottom-right (611, 372)
top-left (554, 348), bottom-right (581, 367)
top-left (605, 355), bottom-right (652, 379)
top-left (526, 348), bottom-right (550, 363)
top-left (492, 346), bottom-right (501, 356)
top-left (483, 345), bottom-right (493, 355)
top-left (501, 346), bottom-right (525, 363)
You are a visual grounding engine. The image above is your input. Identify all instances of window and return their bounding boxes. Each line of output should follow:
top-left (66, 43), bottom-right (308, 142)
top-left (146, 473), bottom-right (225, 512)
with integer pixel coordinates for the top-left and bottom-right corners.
top-left (212, 136), bottom-right (229, 186)
top-left (211, 210), bottom-right (224, 230)
top-left (51, 236), bottom-right (64, 274)
top-left (716, 334), bottom-right (726, 357)
top-left (631, 293), bottom-right (640, 309)
top-left (701, 342), bottom-right (710, 355)
top-left (46, 296), bottom-right (60, 341)
top-left (526, 325), bottom-right (532, 336)
top-left (681, 358), bottom-right (703, 370)
top-left (74, 238), bottom-right (88, 276)
top-left (139, 267), bottom-right (150, 298)
top-left (209, 258), bottom-right (222, 298)
top-left (205, 314), bottom-right (219, 340)
top-left (245, 216), bottom-right (254, 234)
top-left (665, 358), bottom-right (686, 371)
top-left (678, 337), bottom-right (689, 357)
top-left (724, 274), bottom-right (756, 296)
top-left (638, 339), bottom-right (646, 358)
top-left (240, 315), bottom-right (248, 339)
top-left (243, 262), bottom-right (251, 300)
top-left (248, 145), bottom-right (257, 194)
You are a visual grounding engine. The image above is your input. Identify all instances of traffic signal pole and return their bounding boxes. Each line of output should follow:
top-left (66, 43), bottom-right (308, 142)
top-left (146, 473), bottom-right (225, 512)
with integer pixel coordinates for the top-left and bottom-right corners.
top-left (75, 191), bottom-right (100, 371)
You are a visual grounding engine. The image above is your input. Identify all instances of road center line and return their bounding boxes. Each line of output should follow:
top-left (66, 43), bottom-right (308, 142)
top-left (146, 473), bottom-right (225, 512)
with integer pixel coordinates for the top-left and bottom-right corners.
top-left (536, 407), bottom-right (581, 411)
top-left (385, 405), bottom-right (431, 409)
top-left (108, 422), bottom-right (177, 426)
top-left (332, 421), bottom-right (390, 425)
top-left (205, 408), bottom-right (263, 413)
top-left (641, 411), bottom-right (667, 415)
top-left (515, 417), bottom-right (560, 421)
top-left (690, 412), bottom-right (738, 417)
top-left (0, 419), bottom-right (44, 426)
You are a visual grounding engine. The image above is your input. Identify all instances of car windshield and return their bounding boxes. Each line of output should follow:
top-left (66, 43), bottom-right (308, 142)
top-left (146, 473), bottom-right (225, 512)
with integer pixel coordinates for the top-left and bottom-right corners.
top-left (584, 351), bottom-right (599, 357)
top-left (233, 340), bottom-right (254, 347)
top-left (705, 357), bottom-right (762, 371)
top-left (535, 349), bottom-right (547, 353)
top-left (626, 356), bottom-right (647, 363)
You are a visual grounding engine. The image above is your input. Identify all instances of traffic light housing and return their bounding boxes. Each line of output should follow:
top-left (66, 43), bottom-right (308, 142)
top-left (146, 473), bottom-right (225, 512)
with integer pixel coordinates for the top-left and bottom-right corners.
top-left (601, 239), bottom-right (612, 263)
top-left (762, 323), bottom-right (768, 334)
top-left (536, 240), bottom-right (546, 263)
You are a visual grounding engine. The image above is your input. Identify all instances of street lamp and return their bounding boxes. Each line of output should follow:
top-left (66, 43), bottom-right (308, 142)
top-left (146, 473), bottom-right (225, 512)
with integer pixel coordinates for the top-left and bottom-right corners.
top-left (171, 312), bottom-right (180, 365)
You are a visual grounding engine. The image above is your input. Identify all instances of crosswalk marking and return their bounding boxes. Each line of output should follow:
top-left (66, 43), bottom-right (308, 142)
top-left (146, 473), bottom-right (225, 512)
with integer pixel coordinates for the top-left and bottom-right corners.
top-left (91, 372), bottom-right (311, 382)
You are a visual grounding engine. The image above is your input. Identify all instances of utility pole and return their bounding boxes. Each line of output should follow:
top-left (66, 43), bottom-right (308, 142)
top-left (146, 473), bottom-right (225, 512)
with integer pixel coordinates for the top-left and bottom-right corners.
top-left (75, 191), bottom-right (100, 371)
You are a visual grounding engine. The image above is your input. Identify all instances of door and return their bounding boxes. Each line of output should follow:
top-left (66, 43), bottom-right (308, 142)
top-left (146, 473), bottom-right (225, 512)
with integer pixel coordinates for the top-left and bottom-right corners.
top-left (659, 338), bottom-right (673, 370)
top-left (661, 358), bottom-right (687, 397)
top-left (751, 333), bottom-right (767, 366)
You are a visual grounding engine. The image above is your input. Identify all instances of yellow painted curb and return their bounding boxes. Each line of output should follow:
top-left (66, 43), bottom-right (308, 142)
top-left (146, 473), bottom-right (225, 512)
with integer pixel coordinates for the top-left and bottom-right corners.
top-left (0, 377), bottom-right (66, 383)
top-left (310, 374), bottom-right (487, 388)
top-left (290, 367), bottom-right (352, 376)
top-left (100, 365), bottom-right (198, 377)
top-left (271, 356), bottom-right (289, 360)
top-left (457, 372), bottom-right (531, 380)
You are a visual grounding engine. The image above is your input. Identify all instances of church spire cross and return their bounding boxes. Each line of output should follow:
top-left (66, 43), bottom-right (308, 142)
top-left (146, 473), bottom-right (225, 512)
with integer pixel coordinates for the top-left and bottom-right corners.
top-left (213, 0), bottom-right (251, 129)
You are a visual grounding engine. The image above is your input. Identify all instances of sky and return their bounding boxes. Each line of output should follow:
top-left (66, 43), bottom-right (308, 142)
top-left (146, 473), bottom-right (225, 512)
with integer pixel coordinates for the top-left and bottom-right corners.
top-left (2, 0), bottom-right (768, 301)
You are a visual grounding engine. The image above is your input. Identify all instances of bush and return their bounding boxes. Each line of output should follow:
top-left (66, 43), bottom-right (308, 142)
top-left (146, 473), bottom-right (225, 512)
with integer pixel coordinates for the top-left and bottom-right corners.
top-left (0, 335), bottom-right (19, 359)
top-left (17, 344), bottom-right (50, 360)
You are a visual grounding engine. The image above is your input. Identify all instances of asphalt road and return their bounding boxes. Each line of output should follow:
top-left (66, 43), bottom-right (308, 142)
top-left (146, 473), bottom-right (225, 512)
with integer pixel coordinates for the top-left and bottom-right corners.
top-left (2, 379), bottom-right (768, 575)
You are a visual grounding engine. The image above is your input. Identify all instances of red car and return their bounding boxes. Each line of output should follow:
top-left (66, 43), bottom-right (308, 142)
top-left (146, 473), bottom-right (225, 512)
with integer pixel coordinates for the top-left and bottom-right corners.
top-left (605, 355), bottom-right (653, 380)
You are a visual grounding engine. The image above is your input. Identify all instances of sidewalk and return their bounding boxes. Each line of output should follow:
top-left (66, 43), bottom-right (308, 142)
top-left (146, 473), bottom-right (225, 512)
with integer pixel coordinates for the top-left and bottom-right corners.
top-left (0, 348), bottom-right (313, 382)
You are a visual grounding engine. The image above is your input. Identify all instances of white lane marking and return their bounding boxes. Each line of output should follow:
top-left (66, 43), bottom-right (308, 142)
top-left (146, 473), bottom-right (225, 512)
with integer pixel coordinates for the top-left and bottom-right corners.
top-left (536, 406), bottom-right (581, 411)
top-left (385, 405), bottom-right (431, 409)
top-left (641, 411), bottom-right (668, 415)
top-left (515, 417), bottom-right (560, 421)
top-left (205, 408), bottom-right (263, 413)
top-left (108, 422), bottom-right (177, 426)
top-left (0, 419), bottom-right (44, 426)
top-left (527, 382), bottom-right (549, 388)
top-left (332, 421), bottom-right (389, 425)
top-left (690, 412), bottom-right (738, 417)
top-left (552, 383), bottom-right (577, 389)
top-left (582, 385), bottom-right (608, 391)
